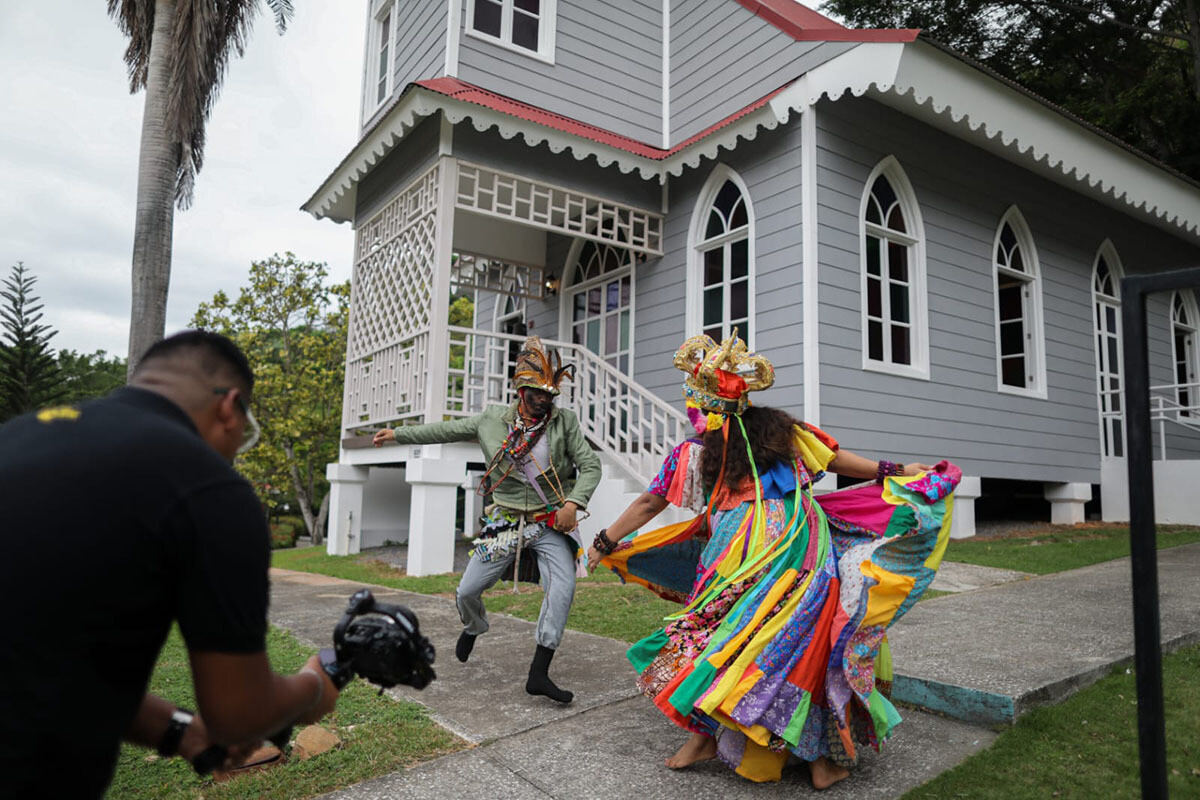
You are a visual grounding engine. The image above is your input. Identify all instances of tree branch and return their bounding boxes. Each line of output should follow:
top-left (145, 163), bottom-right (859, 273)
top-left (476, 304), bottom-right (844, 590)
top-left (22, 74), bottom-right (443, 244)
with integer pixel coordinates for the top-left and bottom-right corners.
top-left (1007, 0), bottom-right (1193, 44)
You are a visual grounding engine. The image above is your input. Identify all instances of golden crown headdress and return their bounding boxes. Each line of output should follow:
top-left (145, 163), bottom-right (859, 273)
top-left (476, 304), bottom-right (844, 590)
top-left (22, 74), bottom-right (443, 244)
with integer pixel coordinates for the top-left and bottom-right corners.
top-left (512, 336), bottom-right (574, 396)
top-left (673, 330), bottom-right (774, 416)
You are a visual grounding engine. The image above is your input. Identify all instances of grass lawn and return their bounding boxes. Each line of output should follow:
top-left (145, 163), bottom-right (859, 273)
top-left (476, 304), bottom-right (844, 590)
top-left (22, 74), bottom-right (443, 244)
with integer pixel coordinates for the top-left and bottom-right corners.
top-left (944, 524), bottom-right (1200, 575)
top-left (272, 546), bottom-right (947, 644)
top-left (904, 643), bottom-right (1200, 799)
top-left (105, 626), bottom-right (463, 800)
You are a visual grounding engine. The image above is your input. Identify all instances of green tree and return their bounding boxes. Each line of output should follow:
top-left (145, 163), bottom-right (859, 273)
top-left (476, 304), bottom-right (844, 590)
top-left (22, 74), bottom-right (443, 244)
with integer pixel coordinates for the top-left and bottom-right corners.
top-left (107, 0), bottom-right (295, 375)
top-left (822, 0), bottom-right (1200, 179)
top-left (56, 350), bottom-right (127, 404)
top-left (0, 263), bottom-right (63, 422)
top-left (192, 253), bottom-right (348, 544)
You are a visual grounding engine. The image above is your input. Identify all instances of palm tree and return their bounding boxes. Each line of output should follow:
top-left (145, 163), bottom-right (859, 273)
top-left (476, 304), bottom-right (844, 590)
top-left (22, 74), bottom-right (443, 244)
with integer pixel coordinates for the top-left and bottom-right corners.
top-left (107, 0), bottom-right (294, 376)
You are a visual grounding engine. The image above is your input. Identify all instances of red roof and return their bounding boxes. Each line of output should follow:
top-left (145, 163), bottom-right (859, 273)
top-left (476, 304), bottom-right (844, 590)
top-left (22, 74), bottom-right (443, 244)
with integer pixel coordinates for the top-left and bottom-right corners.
top-left (411, 4), bottom-right (917, 163)
top-left (416, 77), bottom-right (792, 161)
top-left (735, 0), bottom-right (919, 42)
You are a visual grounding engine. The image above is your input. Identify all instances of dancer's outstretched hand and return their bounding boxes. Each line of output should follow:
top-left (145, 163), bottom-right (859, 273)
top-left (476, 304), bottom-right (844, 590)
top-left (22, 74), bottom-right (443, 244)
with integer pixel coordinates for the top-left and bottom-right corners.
top-left (587, 546), bottom-right (604, 571)
top-left (903, 462), bottom-right (934, 476)
top-left (372, 428), bottom-right (395, 447)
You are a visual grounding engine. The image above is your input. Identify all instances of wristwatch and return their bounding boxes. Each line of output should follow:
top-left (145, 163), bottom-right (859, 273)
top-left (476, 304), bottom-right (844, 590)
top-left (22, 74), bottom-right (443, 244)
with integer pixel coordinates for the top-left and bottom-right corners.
top-left (157, 708), bottom-right (195, 757)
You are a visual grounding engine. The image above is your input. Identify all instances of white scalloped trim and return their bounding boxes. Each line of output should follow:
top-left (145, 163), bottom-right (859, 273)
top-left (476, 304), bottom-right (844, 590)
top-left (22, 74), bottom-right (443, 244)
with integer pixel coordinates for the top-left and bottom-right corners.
top-left (306, 40), bottom-right (1200, 239)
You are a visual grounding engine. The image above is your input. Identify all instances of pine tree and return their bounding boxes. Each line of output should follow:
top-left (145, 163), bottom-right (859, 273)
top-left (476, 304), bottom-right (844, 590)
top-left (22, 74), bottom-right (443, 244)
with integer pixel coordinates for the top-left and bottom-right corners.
top-left (0, 263), bottom-right (64, 422)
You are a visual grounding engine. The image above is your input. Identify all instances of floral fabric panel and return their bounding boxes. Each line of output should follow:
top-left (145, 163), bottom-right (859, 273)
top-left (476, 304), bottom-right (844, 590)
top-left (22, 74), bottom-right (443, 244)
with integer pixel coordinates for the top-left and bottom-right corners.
top-left (647, 439), bottom-right (706, 513)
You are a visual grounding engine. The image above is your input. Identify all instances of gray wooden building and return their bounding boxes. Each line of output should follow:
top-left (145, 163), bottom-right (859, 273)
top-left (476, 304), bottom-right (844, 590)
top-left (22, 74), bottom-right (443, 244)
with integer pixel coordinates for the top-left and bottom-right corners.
top-left (305, 0), bottom-right (1200, 573)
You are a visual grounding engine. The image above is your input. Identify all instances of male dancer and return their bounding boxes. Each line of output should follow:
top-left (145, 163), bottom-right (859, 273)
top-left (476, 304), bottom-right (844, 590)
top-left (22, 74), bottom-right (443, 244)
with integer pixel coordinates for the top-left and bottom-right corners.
top-left (373, 337), bottom-right (600, 703)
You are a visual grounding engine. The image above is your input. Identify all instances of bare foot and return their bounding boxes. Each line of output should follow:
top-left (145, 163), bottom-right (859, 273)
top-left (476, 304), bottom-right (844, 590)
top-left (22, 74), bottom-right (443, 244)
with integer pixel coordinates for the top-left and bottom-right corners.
top-left (665, 732), bottom-right (717, 769)
top-left (809, 756), bottom-right (850, 790)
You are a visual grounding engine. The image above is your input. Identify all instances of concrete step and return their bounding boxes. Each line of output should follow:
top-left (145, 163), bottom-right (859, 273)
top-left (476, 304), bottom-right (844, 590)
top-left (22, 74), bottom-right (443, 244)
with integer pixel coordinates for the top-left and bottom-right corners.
top-left (888, 543), bottom-right (1200, 725)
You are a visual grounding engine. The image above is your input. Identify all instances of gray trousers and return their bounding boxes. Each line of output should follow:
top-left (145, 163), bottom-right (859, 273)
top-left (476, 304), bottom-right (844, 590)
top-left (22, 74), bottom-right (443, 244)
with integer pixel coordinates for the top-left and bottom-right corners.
top-left (456, 526), bottom-right (577, 650)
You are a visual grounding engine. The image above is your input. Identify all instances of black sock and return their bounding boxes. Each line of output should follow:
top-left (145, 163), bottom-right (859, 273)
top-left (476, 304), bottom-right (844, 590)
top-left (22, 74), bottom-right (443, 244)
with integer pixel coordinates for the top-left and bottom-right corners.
top-left (456, 631), bottom-right (476, 663)
top-left (526, 644), bottom-right (573, 704)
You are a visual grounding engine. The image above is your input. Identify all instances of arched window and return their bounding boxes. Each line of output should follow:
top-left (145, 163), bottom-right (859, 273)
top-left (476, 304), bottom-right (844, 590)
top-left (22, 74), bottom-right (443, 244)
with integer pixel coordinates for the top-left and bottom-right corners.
top-left (562, 239), bottom-right (634, 374)
top-left (1092, 242), bottom-right (1124, 456)
top-left (992, 208), bottom-right (1046, 396)
top-left (1171, 291), bottom-right (1199, 417)
top-left (688, 166), bottom-right (753, 345)
top-left (860, 157), bottom-right (928, 377)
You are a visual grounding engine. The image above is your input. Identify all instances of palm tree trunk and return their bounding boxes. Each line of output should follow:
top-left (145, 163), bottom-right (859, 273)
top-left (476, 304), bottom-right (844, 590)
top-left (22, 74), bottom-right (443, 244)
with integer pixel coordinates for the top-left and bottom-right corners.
top-left (126, 0), bottom-right (179, 376)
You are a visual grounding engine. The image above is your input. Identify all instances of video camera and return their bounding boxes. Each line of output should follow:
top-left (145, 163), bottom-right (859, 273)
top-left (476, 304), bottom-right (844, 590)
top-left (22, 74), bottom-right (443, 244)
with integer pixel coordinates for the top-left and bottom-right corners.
top-left (193, 589), bottom-right (436, 773)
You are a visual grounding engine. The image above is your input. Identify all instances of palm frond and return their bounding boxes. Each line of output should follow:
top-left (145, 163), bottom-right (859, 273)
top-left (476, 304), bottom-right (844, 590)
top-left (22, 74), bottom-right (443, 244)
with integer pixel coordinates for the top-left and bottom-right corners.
top-left (106, 0), bottom-right (155, 91)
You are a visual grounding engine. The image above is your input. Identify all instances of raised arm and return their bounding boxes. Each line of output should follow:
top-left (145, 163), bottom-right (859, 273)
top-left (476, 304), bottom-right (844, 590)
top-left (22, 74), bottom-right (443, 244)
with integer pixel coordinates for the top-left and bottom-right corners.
top-left (828, 449), bottom-right (931, 480)
top-left (587, 492), bottom-right (669, 569)
top-left (372, 414), bottom-right (481, 447)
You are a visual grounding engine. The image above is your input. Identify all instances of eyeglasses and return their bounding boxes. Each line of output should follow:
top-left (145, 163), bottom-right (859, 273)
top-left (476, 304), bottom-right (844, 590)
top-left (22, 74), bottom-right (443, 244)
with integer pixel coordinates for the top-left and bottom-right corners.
top-left (213, 388), bottom-right (261, 454)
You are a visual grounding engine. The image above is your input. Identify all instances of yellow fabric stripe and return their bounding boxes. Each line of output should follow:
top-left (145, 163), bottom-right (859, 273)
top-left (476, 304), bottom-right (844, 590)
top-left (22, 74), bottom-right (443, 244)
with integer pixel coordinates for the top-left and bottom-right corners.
top-left (859, 561), bottom-right (916, 628)
top-left (924, 493), bottom-right (954, 570)
top-left (697, 569), bottom-right (813, 715)
top-left (793, 427), bottom-right (837, 474)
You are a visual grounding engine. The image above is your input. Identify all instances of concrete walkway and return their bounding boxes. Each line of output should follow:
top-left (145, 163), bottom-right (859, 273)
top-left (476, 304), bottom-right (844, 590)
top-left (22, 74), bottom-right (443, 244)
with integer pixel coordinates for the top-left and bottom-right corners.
top-left (268, 569), bottom-right (993, 799)
top-left (889, 542), bottom-right (1200, 724)
top-left (265, 542), bottom-right (1200, 798)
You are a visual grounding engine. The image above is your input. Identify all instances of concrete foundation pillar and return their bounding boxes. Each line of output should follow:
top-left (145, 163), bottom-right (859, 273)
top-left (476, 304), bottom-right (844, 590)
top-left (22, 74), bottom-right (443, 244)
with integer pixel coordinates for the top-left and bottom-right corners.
top-left (406, 455), bottom-right (469, 576)
top-left (949, 476), bottom-right (981, 540)
top-left (326, 463), bottom-right (369, 556)
top-left (810, 472), bottom-right (839, 495)
top-left (461, 471), bottom-right (483, 539)
top-left (1045, 482), bottom-right (1092, 525)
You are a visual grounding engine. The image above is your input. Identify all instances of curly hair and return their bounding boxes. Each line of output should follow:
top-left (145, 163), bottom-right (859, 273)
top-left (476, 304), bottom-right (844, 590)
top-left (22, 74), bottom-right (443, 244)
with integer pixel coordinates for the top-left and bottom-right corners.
top-left (699, 406), bottom-right (806, 493)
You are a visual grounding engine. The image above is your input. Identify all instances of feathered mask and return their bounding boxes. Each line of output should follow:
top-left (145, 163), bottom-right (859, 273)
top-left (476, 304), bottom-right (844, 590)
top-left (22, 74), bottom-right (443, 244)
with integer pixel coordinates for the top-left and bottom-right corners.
top-left (674, 330), bottom-right (774, 428)
top-left (512, 336), bottom-right (574, 396)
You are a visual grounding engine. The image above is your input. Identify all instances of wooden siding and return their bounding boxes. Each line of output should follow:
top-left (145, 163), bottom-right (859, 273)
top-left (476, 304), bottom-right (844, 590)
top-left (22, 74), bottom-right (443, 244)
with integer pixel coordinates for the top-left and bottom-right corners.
top-left (813, 95), bottom-right (1200, 482)
top-left (394, 0), bottom-right (448, 91)
top-left (668, 0), bottom-right (854, 144)
top-left (456, 0), bottom-right (663, 144)
top-left (354, 116), bottom-right (441, 225)
top-left (363, 0), bottom-right (448, 133)
top-left (634, 122), bottom-right (807, 416)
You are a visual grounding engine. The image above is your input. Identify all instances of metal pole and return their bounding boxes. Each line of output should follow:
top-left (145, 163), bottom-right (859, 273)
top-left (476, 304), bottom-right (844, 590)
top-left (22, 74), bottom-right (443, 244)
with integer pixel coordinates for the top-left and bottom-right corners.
top-left (1121, 276), bottom-right (1167, 800)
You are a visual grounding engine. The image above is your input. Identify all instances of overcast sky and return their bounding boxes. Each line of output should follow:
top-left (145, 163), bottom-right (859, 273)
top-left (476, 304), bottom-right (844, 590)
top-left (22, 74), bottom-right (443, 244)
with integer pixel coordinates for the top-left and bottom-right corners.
top-left (0, 1), bottom-right (368, 357)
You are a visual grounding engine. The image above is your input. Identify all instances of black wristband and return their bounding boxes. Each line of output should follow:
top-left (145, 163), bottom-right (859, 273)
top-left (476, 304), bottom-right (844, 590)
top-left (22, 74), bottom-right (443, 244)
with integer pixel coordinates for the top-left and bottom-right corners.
top-left (157, 708), bottom-right (194, 757)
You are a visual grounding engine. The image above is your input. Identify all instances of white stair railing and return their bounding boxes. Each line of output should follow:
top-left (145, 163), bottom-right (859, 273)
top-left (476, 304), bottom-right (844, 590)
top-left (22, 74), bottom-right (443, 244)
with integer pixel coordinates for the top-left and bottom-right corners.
top-left (1149, 381), bottom-right (1200, 460)
top-left (444, 326), bottom-right (689, 484)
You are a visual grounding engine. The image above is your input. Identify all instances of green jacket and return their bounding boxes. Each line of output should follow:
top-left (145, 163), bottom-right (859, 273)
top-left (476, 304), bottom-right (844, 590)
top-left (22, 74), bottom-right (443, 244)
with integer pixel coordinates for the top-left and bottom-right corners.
top-left (391, 404), bottom-right (602, 512)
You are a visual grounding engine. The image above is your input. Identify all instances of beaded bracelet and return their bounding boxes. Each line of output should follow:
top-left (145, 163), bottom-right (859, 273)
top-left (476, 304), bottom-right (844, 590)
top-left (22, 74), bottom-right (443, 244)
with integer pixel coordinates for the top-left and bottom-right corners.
top-left (593, 528), bottom-right (617, 555)
top-left (875, 460), bottom-right (905, 484)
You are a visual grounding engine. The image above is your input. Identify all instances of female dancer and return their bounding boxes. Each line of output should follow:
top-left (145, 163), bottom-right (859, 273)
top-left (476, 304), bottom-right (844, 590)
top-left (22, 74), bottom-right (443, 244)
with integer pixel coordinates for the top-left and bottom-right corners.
top-left (588, 333), bottom-right (958, 787)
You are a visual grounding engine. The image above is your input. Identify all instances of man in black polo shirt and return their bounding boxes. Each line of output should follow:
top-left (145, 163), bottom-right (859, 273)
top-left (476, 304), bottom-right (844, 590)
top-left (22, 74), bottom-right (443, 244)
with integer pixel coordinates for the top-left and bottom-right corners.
top-left (0, 331), bottom-right (339, 798)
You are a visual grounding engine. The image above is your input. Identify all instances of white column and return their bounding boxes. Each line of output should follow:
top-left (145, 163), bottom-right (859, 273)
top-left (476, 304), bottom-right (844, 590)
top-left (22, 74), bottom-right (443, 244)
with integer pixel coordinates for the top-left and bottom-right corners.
top-left (1045, 482), bottom-right (1092, 525)
top-left (406, 453), bottom-right (469, 576)
top-left (423, 155), bottom-right (458, 423)
top-left (326, 463), bottom-right (369, 556)
top-left (810, 472), bottom-right (838, 495)
top-left (949, 476), bottom-right (981, 540)
top-left (460, 470), bottom-right (483, 539)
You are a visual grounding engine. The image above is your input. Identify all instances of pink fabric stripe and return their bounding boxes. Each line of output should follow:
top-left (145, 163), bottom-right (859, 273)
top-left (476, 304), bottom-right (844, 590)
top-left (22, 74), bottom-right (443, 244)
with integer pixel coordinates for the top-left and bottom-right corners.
top-left (814, 485), bottom-right (893, 534)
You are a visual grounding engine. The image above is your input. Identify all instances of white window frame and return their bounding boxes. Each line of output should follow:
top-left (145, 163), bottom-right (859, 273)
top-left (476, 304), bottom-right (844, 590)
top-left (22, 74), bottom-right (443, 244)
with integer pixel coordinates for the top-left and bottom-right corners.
top-left (858, 156), bottom-right (930, 380)
top-left (991, 206), bottom-right (1047, 399)
top-left (556, 237), bottom-right (637, 376)
top-left (685, 164), bottom-right (755, 348)
top-left (364, 0), bottom-right (396, 119)
top-left (1091, 240), bottom-right (1125, 457)
top-left (1170, 290), bottom-right (1200, 416)
top-left (464, 0), bottom-right (558, 65)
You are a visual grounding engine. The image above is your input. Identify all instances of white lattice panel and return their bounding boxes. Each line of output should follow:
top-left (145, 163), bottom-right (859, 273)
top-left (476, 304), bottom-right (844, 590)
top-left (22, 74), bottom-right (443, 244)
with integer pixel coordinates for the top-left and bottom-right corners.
top-left (451, 252), bottom-right (546, 300)
top-left (443, 326), bottom-right (687, 483)
top-left (456, 162), bottom-right (663, 257)
top-left (343, 333), bottom-right (429, 430)
top-left (348, 166), bottom-right (440, 362)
